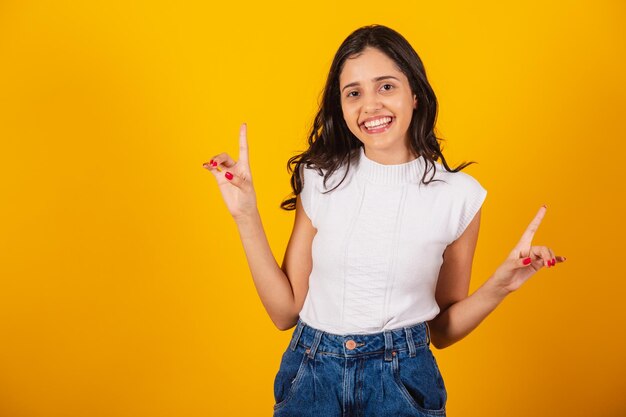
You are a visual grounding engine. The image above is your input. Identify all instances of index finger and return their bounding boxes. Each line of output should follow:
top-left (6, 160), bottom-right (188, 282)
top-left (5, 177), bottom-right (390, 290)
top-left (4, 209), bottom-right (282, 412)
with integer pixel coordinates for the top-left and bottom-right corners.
top-left (515, 205), bottom-right (547, 250)
top-left (238, 123), bottom-right (249, 165)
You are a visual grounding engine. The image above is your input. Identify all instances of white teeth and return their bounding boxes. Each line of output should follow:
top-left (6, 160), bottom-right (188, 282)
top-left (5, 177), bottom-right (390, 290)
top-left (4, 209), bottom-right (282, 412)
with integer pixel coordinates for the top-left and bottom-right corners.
top-left (364, 116), bottom-right (392, 128)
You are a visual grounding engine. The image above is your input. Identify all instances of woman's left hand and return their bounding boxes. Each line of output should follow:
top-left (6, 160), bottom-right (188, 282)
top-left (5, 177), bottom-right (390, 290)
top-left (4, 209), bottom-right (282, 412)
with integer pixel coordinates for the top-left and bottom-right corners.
top-left (491, 205), bottom-right (567, 294)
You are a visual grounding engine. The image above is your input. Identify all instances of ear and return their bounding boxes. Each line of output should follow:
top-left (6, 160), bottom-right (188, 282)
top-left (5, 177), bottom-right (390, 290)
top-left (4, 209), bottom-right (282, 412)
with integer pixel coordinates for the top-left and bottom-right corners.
top-left (413, 94), bottom-right (418, 109)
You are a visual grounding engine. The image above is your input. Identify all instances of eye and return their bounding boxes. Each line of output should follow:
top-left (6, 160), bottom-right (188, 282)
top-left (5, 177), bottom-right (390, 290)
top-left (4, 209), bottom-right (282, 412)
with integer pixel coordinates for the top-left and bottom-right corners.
top-left (381, 84), bottom-right (394, 91)
top-left (346, 91), bottom-right (359, 98)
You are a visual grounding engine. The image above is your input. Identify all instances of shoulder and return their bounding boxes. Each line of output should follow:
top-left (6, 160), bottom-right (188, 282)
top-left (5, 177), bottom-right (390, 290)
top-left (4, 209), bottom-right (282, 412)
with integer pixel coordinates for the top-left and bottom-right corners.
top-left (434, 164), bottom-right (487, 241)
top-left (301, 163), bottom-right (322, 188)
top-left (430, 161), bottom-right (486, 194)
top-left (301, 159), bottom-right (353, 192)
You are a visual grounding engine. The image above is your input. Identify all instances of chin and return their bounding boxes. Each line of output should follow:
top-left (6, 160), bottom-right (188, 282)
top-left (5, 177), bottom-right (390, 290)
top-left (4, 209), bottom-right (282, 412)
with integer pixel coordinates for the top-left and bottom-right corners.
top-left (361, 138), bottom-right (402, 151)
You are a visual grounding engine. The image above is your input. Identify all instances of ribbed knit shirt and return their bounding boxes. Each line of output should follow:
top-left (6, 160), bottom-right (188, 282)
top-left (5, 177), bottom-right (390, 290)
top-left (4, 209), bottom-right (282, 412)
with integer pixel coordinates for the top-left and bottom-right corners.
top-left (298, 146), bottom-right (487, 335)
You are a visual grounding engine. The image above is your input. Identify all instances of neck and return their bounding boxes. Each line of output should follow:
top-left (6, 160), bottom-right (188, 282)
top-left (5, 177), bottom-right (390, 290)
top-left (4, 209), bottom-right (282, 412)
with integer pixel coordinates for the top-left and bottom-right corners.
top-left (355, 146), bottom-right (425, 185)
top-left (362, 146), bottom-right (419, 165)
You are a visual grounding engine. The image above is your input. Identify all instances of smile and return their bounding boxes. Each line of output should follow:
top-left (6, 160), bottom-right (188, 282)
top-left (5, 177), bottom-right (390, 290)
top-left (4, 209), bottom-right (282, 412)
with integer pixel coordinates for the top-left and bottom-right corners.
top-left (361, 116), bottom-right (394, 134)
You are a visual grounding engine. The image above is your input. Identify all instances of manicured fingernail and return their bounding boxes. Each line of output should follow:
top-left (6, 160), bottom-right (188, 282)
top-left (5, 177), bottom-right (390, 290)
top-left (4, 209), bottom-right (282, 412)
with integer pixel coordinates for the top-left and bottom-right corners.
top-left (551, 258), bottom-right (556, 266)
top-left (225, 172), bottom-right (233, 180)
top-left (523, 257), bottom-right (532, 265)
top-left (211, 161), bottom-right (217, 167)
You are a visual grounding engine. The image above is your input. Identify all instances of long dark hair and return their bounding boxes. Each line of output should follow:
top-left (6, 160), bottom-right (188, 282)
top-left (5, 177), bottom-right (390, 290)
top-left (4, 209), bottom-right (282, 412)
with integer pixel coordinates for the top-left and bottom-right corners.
top-left (280, 24), bottom-right (477, 211)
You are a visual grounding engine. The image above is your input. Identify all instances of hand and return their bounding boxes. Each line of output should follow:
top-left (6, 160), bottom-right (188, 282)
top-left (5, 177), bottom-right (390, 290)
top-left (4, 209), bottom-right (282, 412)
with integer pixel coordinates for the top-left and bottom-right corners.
top-left (203, 123), bottom-right (258, 222)
top-left (491, 205), bottom-right (567, 294)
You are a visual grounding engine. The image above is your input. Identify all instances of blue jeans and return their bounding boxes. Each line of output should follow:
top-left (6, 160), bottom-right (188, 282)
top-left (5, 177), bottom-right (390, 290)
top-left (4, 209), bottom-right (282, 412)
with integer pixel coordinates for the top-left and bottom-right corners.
top-left (273, 318), bottom-right (447, 417)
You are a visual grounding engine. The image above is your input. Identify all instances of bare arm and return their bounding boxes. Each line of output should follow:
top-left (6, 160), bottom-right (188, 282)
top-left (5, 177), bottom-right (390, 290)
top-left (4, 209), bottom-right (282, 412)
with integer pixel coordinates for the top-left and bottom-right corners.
top-left (235, 195), bottom-right (315, 331)
top-left (205, 124), bottom-right (315, 331)
top-left (427, 208), bottom-right (505, 349)
top-left (234, 210), bottom-right (297, 330)
top-left (428, 205), bottom-right (566, 349)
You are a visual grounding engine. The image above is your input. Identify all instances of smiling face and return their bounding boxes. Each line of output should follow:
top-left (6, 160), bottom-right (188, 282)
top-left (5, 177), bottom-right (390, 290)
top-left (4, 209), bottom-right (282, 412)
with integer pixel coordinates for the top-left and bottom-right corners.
top-left (339, 47), bottom-right (418, 163)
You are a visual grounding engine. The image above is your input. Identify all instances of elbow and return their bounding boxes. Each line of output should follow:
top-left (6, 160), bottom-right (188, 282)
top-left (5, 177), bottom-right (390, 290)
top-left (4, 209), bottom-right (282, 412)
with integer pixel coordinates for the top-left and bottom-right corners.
top-left (430, 331), bottom-right (460, 350)
top-left (430, 337), bottom-right (452, 350)
top-left (275, 323), bottom-right (294, 331)
top-left (427, 323), bottom-right (452, 350)
top-left (430, 333), bottom-right (443, 350)
top-left (273, 315), bottom-right (299, 332)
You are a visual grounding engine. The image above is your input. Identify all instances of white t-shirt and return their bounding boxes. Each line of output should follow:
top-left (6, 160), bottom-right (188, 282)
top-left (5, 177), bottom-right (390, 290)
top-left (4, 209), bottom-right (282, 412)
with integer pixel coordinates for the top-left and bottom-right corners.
top-left (298, 146), bottom-right (487, 335)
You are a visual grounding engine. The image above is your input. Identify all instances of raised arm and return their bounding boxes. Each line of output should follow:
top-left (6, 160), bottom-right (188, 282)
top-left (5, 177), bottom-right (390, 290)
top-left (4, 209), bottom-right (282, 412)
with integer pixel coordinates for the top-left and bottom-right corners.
top-left (427, 205), bottom-right (567, 349)
top-left (203, 124), bottom-right (315, 330)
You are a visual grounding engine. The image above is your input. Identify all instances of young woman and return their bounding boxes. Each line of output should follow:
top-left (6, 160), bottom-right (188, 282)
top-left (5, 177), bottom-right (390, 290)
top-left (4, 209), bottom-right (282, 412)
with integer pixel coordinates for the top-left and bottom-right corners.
top-left (203, 24), bottom-right (565, 417)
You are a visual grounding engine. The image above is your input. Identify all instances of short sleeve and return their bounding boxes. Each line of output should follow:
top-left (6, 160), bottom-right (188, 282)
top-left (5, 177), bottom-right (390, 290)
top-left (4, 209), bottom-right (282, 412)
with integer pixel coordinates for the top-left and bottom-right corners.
top-left (452, 175), bottom-right (487, 241)
top-left (299, 164), bottom-right (321, 225)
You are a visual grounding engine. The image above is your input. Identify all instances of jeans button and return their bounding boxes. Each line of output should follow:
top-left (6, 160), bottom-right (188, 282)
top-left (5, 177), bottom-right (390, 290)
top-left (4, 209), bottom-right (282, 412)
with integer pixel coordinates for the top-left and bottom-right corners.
top-left (345, 339), bottom-right (357, 350)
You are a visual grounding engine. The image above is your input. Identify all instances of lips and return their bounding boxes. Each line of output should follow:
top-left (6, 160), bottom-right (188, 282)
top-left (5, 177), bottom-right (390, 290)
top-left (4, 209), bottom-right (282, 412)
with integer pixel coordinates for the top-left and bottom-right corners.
top-left (360, 115), bottom-right (394, 126)
top-left (361, 116), bottom-right (394, 134)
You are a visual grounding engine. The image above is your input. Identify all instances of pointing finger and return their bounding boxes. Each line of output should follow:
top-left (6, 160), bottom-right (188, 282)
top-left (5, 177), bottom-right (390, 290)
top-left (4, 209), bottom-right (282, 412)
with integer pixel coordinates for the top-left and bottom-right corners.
top-left (515, 205), bottom-right (547, 252)
top-left (239, 123), bottom-right (249, 166)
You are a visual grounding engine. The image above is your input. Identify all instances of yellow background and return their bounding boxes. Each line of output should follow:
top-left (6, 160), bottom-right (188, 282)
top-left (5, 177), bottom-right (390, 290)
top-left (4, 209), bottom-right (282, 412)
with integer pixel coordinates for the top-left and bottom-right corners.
top-left (1, 1), bottom-right (624, 416)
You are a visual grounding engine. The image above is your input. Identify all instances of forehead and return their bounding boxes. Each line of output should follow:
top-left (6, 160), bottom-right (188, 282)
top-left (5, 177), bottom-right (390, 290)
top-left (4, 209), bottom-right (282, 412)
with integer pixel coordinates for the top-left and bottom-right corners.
top-left (339, 47), bottom-right (405, 85)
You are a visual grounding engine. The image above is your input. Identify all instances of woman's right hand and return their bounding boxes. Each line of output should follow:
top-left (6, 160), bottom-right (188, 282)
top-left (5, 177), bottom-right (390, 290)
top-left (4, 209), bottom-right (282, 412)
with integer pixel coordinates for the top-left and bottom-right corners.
top-left (203, 123), bottom-right (258, 222)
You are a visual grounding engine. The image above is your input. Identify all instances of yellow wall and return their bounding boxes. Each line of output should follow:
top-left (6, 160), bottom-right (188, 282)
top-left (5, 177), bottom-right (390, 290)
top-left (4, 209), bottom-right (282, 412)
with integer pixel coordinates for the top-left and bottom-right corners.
top-left (1, 1), bottom-right (624, 416)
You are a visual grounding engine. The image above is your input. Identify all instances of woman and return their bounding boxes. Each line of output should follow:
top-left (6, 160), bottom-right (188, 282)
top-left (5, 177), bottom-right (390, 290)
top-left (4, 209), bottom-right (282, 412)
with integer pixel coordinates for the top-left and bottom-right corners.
top-left (203, 24), bottom-right (565, 417)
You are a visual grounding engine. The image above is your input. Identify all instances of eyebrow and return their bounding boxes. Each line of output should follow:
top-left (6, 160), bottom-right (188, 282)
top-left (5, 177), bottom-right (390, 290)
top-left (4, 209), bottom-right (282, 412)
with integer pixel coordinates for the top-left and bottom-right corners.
top-left (341, 75), bottom-right (401, 92)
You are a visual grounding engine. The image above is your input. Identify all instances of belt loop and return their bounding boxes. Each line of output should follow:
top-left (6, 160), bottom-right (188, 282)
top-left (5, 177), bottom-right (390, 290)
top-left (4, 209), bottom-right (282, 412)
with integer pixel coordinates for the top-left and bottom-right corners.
top-left (384, 330), bottom-right (394, 362)
top-left (290, 319), bottom-right (305, 351)
top-left (405, 327), bottom-right (416, 357)
top-left (307, 329), bottom-right (323, 359)
top-left (424, 321), bottom-right (432, 346)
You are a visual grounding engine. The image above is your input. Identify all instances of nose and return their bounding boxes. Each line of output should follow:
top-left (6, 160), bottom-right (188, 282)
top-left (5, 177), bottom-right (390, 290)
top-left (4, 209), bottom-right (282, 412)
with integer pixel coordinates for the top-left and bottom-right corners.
top-left (363, 92), bottom-right (382, 114)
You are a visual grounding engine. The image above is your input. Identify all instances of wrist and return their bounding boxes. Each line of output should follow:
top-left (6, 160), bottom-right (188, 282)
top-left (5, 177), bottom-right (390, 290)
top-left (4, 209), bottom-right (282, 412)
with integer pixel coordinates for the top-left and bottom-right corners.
top-left (234, 208), bottom-right (261, 227)
top-left (482, 276), bottom-right (513, 301)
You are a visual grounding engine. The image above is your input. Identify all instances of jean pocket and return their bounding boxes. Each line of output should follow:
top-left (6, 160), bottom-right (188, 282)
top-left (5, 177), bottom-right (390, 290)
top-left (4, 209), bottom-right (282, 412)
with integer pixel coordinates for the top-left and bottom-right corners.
top-left (391, 347), bottom-right (447, 416)
top-left (273, 346), bottom-right (309, 410)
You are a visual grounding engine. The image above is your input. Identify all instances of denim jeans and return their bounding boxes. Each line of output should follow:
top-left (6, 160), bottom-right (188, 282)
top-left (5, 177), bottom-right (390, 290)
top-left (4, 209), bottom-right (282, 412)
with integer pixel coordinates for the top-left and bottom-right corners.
top-left (273, 318), bottom-right (447, 417)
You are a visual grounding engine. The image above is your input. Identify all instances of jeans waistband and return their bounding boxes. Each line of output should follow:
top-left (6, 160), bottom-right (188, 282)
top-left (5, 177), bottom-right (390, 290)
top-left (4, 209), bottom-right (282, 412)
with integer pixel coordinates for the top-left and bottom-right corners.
top-left (288, 318), bottom-right (432, 362)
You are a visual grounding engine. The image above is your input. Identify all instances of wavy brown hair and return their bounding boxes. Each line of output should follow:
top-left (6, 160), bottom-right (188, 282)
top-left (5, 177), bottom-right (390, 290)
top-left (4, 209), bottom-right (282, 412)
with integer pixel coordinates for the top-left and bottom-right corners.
top-left (280, 24), bottom-right (477, 211)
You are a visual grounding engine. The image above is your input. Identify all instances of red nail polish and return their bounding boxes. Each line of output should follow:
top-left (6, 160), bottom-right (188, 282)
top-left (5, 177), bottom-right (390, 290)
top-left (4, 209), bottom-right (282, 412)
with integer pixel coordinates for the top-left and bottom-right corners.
top-left (523, 257), bottom-right (532, 265)
top-left (211, 161), bottom-right (217, 167)
top-left (210, 159), bottom-right (214, 164)
top-left (552, 258), bottom-right (556, 266)
top-left (225, 172), bottom-right (233, 180)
